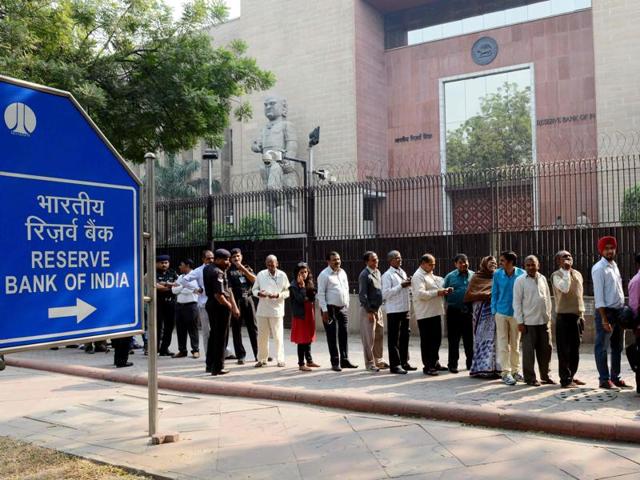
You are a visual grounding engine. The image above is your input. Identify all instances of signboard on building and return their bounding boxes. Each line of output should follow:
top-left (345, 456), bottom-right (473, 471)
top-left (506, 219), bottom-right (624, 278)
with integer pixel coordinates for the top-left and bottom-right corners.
top-left (0, 76), bottom-right (142, 353)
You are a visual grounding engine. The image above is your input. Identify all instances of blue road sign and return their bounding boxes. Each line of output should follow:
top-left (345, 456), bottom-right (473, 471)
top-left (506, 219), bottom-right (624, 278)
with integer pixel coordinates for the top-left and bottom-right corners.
top-left (0, 76), bottom-right (142, 353)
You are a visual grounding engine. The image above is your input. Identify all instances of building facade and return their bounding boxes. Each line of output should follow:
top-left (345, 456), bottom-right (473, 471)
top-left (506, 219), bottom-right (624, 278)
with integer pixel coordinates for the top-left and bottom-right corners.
top-left (180, 0), bottom-right (639, 234)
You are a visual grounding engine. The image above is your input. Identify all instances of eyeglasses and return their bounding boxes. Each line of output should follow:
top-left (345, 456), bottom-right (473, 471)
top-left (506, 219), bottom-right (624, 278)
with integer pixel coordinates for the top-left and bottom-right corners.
top-left (561, 254), bottom-right (572, 259)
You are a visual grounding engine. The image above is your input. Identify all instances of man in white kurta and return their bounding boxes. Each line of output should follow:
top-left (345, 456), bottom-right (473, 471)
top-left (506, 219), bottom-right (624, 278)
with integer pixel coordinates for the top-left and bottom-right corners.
top-left (252, 255), bottom-right (290, 367)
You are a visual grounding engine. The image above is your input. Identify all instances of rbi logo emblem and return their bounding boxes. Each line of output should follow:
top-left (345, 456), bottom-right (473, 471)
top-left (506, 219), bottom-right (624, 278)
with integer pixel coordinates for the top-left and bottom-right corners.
top-left (4, 102), bottom-right (37, 136)
top-left (471, 37), bottom-right (499, 66)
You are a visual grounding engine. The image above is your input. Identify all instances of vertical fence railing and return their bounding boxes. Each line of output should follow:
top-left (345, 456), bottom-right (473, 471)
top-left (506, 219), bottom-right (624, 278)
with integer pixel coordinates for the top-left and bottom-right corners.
top-left (156, 156), bottom-right (640, 294)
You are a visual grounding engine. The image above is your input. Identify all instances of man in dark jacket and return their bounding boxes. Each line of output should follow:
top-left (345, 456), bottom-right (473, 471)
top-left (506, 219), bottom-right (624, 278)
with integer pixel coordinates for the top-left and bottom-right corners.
top-left (359, 251), bottom-right (387, 372)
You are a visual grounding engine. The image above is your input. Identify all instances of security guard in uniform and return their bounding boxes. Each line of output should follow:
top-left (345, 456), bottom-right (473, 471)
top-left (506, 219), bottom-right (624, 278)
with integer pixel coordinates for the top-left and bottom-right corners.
top-left (203, 249), bottom-right (240, 375)
top-left (156, 254), bottom-right (178, 356)
top-left (227, 248), bottom-right (259, 363)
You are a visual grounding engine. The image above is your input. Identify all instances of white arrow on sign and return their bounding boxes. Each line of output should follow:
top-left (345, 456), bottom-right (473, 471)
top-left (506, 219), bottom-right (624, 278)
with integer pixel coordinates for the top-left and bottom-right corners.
top-left (48, 298), bottom-right (97, 324)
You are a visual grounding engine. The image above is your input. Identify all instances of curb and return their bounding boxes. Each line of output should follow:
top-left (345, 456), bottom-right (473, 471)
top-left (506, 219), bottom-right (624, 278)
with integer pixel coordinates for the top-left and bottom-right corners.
top-left (6, 357), bottom-right (640, 444)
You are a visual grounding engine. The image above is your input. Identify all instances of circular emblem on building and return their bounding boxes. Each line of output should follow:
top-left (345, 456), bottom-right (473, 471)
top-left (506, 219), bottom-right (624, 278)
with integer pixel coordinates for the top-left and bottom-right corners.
top-left (471, 37), bottom-right (498, 66)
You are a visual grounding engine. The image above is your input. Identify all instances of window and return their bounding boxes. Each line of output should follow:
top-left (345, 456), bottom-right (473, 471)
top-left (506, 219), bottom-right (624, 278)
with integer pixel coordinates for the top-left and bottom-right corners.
top-left (443, 68), bottom-right (533, 173)
top-left (385, 0), bottom-right (591, 49)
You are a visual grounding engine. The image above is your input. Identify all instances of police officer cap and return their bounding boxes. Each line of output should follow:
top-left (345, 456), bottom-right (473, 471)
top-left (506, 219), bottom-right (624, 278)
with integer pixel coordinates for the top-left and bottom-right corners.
top-left (156, 254), bottom-right (170, 262)
top-left (230, 248), bottom-right (242, 255)
top-left (214, 248), bottom-right (231, 259)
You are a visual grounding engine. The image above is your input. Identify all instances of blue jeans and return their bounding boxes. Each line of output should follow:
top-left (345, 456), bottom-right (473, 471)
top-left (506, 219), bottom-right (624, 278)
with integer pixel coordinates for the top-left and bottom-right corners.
top-left (594, 309), bottom-right (624, 383)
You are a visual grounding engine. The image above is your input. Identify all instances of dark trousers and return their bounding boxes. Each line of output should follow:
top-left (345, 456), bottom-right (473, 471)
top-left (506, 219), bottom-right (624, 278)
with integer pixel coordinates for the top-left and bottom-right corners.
top-left (417, 316), bottom-right (442, 370)
top-left (522, 324), bottom-right (553, 383)
top-left (176, 302), bottom-right (200, 353)
top-left (230, 296), bottom-right (259, 360)
top-left (297, 343), bottom-right (313, 366)
top-left (556, 313), bottom-right (581, 385)
top-left (157, 301), bottom-right (176, 353)
top-left (324, 305), bottom-right (350, 366)
top-left (447, 306), bottom-right (474, 370)
top-left (636, 336), bottom-right (640, 394)
top-left (387, 311), bottom-right (410, 368)
top-left (112, 337), bottom-right (132, 366)
top-left (205, 303), bottom-right (231, 372)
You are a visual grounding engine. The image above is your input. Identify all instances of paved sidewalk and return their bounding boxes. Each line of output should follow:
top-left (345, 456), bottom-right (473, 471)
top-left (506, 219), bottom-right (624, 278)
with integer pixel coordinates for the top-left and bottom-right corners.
top-left (8, 332), bottom-right (640, 427)
top-left (1, 366), bottom-right (640, 479)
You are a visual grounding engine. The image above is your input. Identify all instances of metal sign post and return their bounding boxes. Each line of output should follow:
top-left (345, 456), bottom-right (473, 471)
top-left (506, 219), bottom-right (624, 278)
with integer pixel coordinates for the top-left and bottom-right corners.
top-left (144, 152), bottom-right (158, 438)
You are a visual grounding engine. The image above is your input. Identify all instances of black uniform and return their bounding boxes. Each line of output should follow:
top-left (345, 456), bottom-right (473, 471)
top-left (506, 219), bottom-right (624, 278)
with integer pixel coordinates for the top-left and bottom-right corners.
top-left (112, 336), bottom-right (133, 367)
top-left (227, 264), bottom-right (259, 360)
top-left (156, 268), bottom-right (178, 354)
top-left (203, 264), bottom-right (232, 373)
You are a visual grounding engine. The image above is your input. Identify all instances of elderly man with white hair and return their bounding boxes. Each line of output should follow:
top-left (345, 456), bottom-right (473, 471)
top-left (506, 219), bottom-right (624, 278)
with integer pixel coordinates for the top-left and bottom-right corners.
top-left (252, 255), bottom-right (290, 367)
top-left (513, 255), bottom-right (555, 387)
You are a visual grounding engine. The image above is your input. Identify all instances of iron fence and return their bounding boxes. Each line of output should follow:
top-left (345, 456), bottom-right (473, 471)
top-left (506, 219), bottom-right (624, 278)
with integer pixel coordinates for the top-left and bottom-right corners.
top-left (156, 156), bottom-right (640, 294)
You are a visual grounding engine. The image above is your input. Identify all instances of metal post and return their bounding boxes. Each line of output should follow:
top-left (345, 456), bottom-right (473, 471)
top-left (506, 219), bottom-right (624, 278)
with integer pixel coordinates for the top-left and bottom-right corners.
top-left (144, 152), bottom-right (158, 438)
top-left (208, 157), bottom-right (213, 195)
top-left (308, 147), bottom-right (314, 189)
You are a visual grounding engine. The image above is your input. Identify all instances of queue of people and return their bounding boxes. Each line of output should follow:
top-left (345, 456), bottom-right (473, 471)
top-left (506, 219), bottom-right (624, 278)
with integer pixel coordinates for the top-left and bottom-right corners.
top-left (137, 235), bottom-right (639, 393)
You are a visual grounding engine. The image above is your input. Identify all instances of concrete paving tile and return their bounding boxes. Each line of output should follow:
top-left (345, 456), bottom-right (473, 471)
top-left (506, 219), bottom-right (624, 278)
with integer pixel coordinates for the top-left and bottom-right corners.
top-left (283, 415), bottom-right (353, 438)
top-left (297, 448), bottom-right (387, 480)
top-left (346, 414), bottom-right (411, 432)
top-left (375, 444), bottom-right (463, 477)
top-left (222, 462), bottom-right (302, 480)
top-left (428, 460), bottom-right (574, 480)
top-left (217, 441), bottom-right (296, 472)
top-left (607, 446), bottom-right (640, 465)
top-left (421, 422), bottom-right (504, 443)
top-left (545, 446), bottom-right (640, 480)
top-left (358, 424), bottom-right (438, 451)
top-left (441, 434), bottom-right (521, 466)
top-left (290, 431), bottom-right (368, 461)
top-left (160, 413), bottom-right (220, 432)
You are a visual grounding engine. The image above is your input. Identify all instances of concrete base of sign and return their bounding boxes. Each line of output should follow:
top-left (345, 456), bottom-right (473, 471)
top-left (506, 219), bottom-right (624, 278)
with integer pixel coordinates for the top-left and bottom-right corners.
top-left (151, 432), bottom-right (180, 445)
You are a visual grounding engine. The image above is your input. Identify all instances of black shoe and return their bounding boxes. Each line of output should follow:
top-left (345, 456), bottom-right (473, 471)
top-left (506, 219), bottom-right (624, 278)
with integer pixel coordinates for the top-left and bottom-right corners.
top-left (331, 365), bottom-right (342, 372)
top-left (159, 350), bottom-right (174, 356)
top-left (225, 354), bottom-right (237, 360)
top-left (94, 345), bottom-right (109, 353)
top-left (340, 360), bottom-right (358, 369)
top-left (212, 369), bottom-right (230, 376)
top-left (402, 364), bottom-right (418, 371)
top-left (237, 359), bottom-right (245, 365)
top-left (116, 362), bottom-right (134, 368)
top-left (205, 366), bottom-right (212, 373)
top-left (423, 368), bottom-right (439, 376)
top-left (435, 364), bottom-right (448, 371)
top-left (449, 367), bottom-right (459, 374)
top-left (172, 352), bottom-right (188, 358)
top-left (390, 366), bottom-right (407, 374)
top-left (268, 357), bottom-right (273, 362)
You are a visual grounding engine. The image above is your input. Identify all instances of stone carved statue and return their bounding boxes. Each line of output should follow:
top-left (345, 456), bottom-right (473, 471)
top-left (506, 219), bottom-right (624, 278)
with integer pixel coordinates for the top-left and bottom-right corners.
top-left (251, 96), bottom-right (299, 191)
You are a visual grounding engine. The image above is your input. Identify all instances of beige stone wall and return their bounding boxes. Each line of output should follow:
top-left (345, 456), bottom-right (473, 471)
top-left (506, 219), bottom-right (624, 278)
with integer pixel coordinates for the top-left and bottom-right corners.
top-left (593, 0), bottom-right (640, 222)
top-left (208, 0), bottom-right (359, 191)
top-left (593, 0), bottom-right (640, 141)
top-left (354, 1), bottom-right (388, 179)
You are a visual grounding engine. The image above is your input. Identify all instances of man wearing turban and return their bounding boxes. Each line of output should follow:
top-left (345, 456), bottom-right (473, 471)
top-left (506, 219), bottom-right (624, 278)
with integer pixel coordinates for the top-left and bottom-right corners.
top-left (591, 236), bottom-right (631, 389)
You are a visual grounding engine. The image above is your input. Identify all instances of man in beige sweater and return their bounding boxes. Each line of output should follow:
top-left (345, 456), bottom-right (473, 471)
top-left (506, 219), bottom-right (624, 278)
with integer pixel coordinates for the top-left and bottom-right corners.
top-left (551, 250), bottom-right (586, 388)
